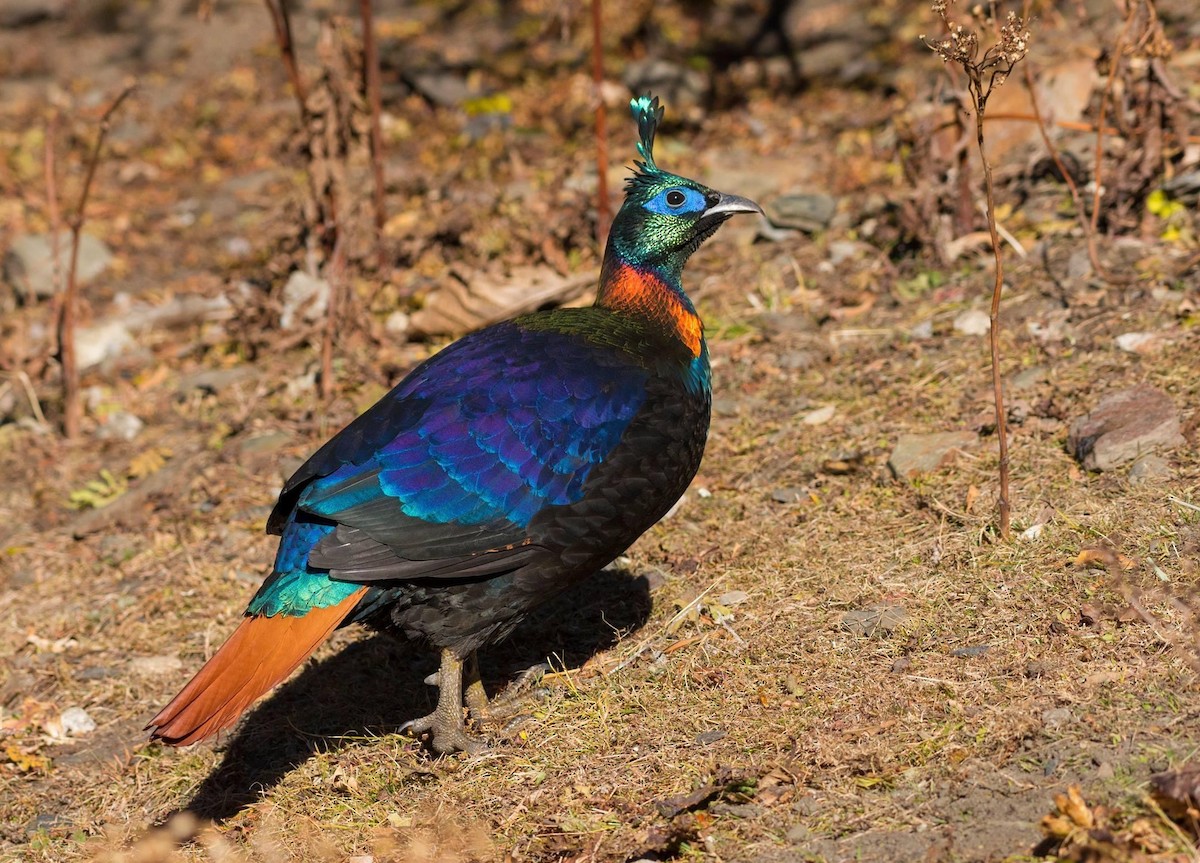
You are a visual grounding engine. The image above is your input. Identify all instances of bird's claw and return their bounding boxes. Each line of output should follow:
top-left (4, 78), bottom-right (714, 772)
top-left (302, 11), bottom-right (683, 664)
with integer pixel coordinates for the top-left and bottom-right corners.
top-left (400, 712), bottom-right (488, 756)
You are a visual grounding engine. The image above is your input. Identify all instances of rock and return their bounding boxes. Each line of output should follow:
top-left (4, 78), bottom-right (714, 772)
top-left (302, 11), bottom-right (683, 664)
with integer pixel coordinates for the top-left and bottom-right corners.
top-left (622, 59), bottom-right (707, 123)
top-left (950, 644), bottom-right (990, 658)
top-left (0, 0), bottom-right (69, 28)
top-left (764, 193), bottom-right (836, 233)
top-left (279, 271), bottom-right (330, 330)
top-left (841, 604), bottom-right (908, 637)
top-left (76, 321), bottom-right (135, 370)
top-left (888, 431), bottom-right (977, 478)
top-left (953, 308), bottom-right (991, 336)
top-left (1114, 331), bottom-right (1164, 354)
top-left (770, 487), bottom-right (808, 504)
top-left (405, 69), bottom-right (471, 108)
top-left (4, 232), bottom-right (113, 300)
top-left (95, 411), bottom-right (144, 442)
top-left (1041, 707), bottom-right (1073, 728)
top-left (1068, 385), bottom-right (1184, 471)
top-left (385, 310), bottom-right (410, 336)
top-left (59, 706), bottom-right (96, 736)
top-left (128, 655), bottom-right (183, 676)
top-left (801, 405), bottom-right (836, 425)
top-left (179, 366), bottom-right (255, 395)
top-left (1010, 365), bottom-right (1048, 391)
top-left (909, 318), bottom-right (934, 339)
top-left (1129, 453), bottom-right (1172, 484)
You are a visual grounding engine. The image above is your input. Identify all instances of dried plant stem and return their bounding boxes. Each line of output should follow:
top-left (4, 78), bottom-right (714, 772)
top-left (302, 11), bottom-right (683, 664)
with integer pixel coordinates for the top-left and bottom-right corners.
top-left (57, 81), bottom-right (136, 439)
top-left (591, 0), bottom-right (611, 244)
top-left (320, 234), bottom-right (346, 402)
top-left (1090, 7), bottom-right (1134, 240)
top-left (360, 0), bottom-right (387, 268)
top-left (43, 111), bottom-right (62, 310)
top-left (971, 98), bottom-right (1011, 540)
top-left (263, 0), bottom-right (307, 117)
top-left (1021, 65), bottom-right (1106, 281)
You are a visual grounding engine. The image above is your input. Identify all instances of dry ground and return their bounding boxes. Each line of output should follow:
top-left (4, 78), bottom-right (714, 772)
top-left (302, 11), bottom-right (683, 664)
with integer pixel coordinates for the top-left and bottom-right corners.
top-left (1, 2), bottom-right (1199, 862)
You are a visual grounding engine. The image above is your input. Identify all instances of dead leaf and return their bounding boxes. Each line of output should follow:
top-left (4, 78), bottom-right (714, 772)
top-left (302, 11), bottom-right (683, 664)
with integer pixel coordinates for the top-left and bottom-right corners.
top-left (1073, 547), bottom-right (1136, 571)
top-left (1150, 763), bottom-right (1200, 823)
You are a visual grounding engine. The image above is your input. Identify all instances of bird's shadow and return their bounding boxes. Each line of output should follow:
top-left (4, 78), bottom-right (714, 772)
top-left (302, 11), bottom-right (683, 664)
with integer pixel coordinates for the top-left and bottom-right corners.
top-left (178, 566), bottom-right (652, 822)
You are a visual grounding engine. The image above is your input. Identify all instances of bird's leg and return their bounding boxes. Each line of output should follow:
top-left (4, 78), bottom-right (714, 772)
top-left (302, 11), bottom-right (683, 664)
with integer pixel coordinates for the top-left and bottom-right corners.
top-left (401, 648), bottom-right (487, 755)
top-left (463, 653), bottom-right (551, 728)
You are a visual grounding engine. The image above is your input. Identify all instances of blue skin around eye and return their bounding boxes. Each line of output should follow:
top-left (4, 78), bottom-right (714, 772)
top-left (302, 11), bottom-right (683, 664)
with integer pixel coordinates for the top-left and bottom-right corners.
top-left (644, 187), bottom-right (707, 215)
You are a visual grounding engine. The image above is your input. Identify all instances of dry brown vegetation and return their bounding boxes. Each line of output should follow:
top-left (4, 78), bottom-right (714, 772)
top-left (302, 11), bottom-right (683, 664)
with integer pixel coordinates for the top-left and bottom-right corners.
top-left (1, 1), bottom-right (1199, 861)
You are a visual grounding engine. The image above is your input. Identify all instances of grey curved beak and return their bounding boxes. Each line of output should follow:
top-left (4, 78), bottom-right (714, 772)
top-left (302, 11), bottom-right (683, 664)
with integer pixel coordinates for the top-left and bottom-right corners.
top-left (704, 192), bottom-right (764, 219)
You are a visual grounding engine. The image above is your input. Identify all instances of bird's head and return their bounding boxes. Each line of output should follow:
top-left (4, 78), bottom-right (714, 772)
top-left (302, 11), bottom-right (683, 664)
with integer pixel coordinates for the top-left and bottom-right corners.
top-left (606, 95), bottom-right (762, 274)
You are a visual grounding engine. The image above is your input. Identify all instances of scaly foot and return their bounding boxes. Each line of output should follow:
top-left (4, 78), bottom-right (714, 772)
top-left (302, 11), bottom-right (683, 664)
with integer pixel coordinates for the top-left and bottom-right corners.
top-left (401, 648), bottom-right (487, 755)
top-left (463, 655), bottom-right (551, 730)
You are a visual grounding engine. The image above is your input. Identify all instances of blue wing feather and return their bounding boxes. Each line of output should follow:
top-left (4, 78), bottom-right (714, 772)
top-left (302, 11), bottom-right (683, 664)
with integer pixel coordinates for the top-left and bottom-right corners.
top-left (250, 320), bottom-right (650, 613)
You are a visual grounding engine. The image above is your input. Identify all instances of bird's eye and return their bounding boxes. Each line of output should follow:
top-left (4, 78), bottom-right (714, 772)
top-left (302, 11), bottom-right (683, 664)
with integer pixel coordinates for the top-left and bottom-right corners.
top-left (666, 190), bottom-right (686, 208)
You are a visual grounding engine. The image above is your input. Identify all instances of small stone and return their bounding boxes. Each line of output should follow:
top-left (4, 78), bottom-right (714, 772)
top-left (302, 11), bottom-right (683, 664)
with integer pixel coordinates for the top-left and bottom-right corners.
top-left (279, 271), bottom-right (330, 330)
top-left (0, 0), bottom-right (69, 27)
top-left (888, 431), bottom-right (978, 478)
top-left (622, 59), bottom-right (707, 123)
top-left (129, 655), bottom-right (183, 676)
top-left (909, 318), bottom-right (934, 339)
top-left (223, 236), bottom-right (252, 258)
top-left (827, 240), bottom-right (867, 265)
top-left (717, 590), bottom-right (750, 606)
top-left (1068, 385), bottom-right (1184, 471)
top-left (405, 70), bottom-right (472, 108)
top-left (950, 644), bottom-right (990, 658)
top-left (1010, 365), bottom-right (1048, 390)
top-left (1041, 707), bottom-right (1073, 728)
top-left (4, 232), bottom-right (113, 300)
top-left (842, 604), bottom-right (909, 638)
top-left (1115, 331), bottom-right (1162, 354)
top-left (801, 405), bottom-right (836, 425)
top-left (385, 310), bottom-right (410, 335)
top-left (765, 193), bottom-right (836, 233)
top-left (1129, 453), bottom-right (1171, 484)
top-left (95, 411), bottom-right (144, 442)
top-left (76, 321), bottom-right (135, 370)
top-left (179, 366), bottom-right (255, 395)
top-left (770, 487), bottom-right (807, 504)
top-left (953, 308), bottom-right (991, 336)
top-left (785, 824), bottom-right (810, 844)
top-left (1096, 761), bottom-right (1115, 780)
top-left (59, 706), bottom-right (96, 736)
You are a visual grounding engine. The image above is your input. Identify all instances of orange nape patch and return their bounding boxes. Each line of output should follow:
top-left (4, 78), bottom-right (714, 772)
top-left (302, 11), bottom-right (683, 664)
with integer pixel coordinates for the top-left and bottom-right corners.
top-left (146, 587), bottom-right (368, 746)
top-left (599, 264), bottom-right (703, 357)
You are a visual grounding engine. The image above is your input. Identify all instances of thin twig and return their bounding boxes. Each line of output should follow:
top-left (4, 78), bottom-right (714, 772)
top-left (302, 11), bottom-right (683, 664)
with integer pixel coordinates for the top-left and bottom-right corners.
top-left (1090, 6), bottom-right (1135, 240)
top-left (263, 0), bottom-right (307, 117)
top-left (359, 0), bottom-right (387, 268)
top-left (1021, 63), bottom-right (1109, 280)
top-left (591, 0), bottom-right (611, 245)
top-left (43, 111), bottom-right (62, 309)
top-left (320, 232), bottom-right (346, 402)
top-left (58, 81), bottom-right (136, 439)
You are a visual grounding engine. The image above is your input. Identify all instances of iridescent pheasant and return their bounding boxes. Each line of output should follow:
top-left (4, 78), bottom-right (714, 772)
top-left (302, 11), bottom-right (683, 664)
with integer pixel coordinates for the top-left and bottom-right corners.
top-left (148, 95), bottom-right (761, 753)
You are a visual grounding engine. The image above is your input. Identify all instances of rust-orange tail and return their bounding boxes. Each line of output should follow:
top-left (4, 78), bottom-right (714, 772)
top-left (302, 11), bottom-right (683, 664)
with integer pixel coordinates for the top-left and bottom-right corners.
top-left (147, 587), bottom-right (368, 746)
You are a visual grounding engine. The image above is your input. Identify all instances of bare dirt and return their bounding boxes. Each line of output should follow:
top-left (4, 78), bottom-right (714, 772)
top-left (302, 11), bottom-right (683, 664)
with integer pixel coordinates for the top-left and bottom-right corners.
top-left (1, 2), bottom-right (1199, 862)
